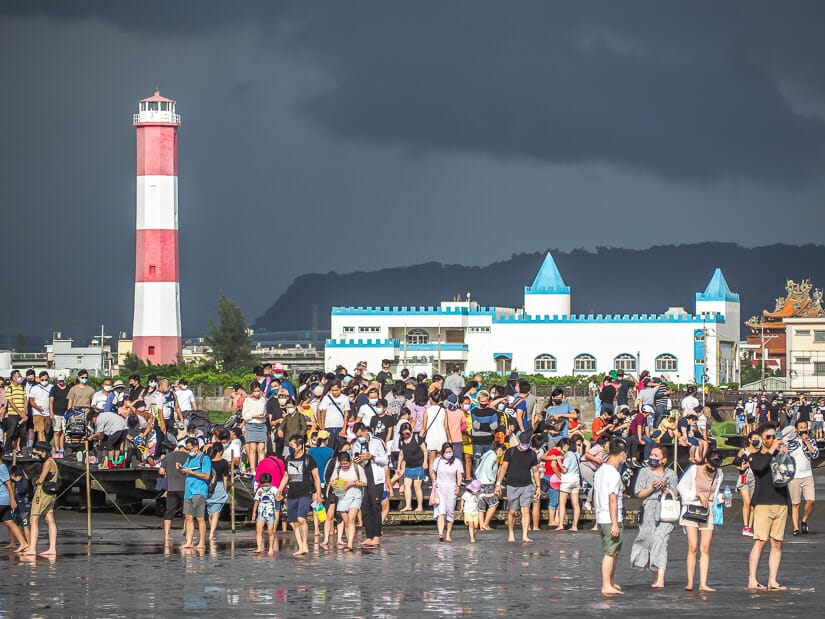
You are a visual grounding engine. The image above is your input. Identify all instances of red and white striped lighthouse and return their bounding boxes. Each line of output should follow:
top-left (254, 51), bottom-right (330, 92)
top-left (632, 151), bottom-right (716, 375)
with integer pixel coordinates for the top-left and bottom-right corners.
top-left (132, 90), bottom-right (182, 364)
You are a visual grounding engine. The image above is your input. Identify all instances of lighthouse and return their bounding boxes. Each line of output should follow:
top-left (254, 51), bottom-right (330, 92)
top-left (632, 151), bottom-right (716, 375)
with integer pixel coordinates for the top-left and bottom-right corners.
top-left (132, 90), bottom-right (182, 364)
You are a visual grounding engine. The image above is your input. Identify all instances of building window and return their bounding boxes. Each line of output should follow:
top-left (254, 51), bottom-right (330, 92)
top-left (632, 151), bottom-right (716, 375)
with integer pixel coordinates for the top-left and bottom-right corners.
top-left (573, 353), bottom-right (596, 373)
top-left (795, 357), bottom-right (811, 364)
top-left (495, 355), bottom-right (512, 374)
top-left (534, 354), bottom-right (557, 372)
top-left (343, 326), bottom-right (355, 333)
top-left (815, 362), bottom-right (825, 376)
top-left (468, 326), bottom-right (491, 334)
top-left (655, 354), bottom-right (678, 372)
top-left (614, 353), bottom-right (637, 372)
top-left (796, 329), bottom-right (811, 336)
top-left (358, 326), bottom-right (380, 333)
top-left (148, 345), bottom-right (156, 356)
top-left (814, 331), bottom-right (825, 342)
top-left (407, 328), bottom-right (429, 345)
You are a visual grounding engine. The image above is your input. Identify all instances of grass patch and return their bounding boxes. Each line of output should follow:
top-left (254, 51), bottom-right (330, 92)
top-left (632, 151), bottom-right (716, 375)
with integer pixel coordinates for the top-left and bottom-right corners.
top-left (208, 410), bottom-right (233, 425)
top-left (712, 420), bottom-right (737, 448)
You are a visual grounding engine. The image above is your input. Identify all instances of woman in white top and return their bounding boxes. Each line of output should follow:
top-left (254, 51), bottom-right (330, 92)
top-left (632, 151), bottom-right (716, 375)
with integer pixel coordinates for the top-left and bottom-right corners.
top-left (676, 448), bottom-right (724, 592)
top-left (329, 452), bottom-right (367, 551)
top-left (241, 383), bottom-right (268, 475)
top-left (422, 390), bottom-right (448, 469)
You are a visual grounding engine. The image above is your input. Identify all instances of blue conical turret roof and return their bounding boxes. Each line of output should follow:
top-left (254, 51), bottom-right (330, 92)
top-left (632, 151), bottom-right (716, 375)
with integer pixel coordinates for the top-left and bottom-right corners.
top-left (696, 268), bottom-right (739, 302)
top-left (525, 252), bottom-right (570, 294)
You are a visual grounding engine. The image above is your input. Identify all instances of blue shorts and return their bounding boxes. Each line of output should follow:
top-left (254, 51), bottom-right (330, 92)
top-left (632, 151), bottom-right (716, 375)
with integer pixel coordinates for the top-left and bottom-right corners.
top-left (257, 514), bottom-right (277, 525)
top-left (286, 496), bottom-right (312, 523)
top-left (687, 437), bottom-right (700, 447)
top-left (547, 486), bottom-right (560, 510)
top-left (404, 466), bottom-right (427, 481)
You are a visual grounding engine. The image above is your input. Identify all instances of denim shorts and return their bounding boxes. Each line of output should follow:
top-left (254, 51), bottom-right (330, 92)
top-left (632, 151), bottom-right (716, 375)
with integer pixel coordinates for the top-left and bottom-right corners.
top-left (286, 495), bottom-right (312, 523)
top-left (257, 513), bottom-right (277, 525)
top-left (404, 466), bottom-right (427, 481)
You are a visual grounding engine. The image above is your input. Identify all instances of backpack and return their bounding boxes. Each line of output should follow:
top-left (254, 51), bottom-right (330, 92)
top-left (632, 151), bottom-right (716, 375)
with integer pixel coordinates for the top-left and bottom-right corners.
top-left (770, 451), bottom-right (796, 487)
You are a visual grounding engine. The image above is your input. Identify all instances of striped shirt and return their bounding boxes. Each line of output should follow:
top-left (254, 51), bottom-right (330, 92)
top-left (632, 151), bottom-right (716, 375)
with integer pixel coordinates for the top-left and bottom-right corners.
top-left (5, 383), bottom-right (26, 416)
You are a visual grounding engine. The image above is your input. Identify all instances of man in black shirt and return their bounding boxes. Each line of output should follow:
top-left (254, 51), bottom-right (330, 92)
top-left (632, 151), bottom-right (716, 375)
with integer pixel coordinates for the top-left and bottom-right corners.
top-left (795, 396), bottom-right (812, 425)
top-left (494, 432), bottom-right (540, 544)
top-left (747, 423), bottom-right (790, 591)
top-left (276, 435), bottom-right (321, 557)
top-left (615, 371), bottom-right (636, 408)
top-left (50, 372), bottom-right (71, 457)
top-left (127, 374), bottom-right (144, 404)
top-left (375, 359), bottom-right (393, 397)
top-left (598, 378), bottom-right (617, 413)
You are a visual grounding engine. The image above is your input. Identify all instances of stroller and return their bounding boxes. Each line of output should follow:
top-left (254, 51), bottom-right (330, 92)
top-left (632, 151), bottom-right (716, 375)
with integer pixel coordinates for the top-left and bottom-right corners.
top-left (185, 410), bottom-right (216, 438)
top-left (63, 409), bottom-right (90, 457)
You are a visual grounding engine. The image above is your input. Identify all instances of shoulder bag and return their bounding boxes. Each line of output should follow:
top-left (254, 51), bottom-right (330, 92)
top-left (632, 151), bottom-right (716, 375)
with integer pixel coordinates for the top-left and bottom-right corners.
top-left (659, 489), bottom-right (681, 523)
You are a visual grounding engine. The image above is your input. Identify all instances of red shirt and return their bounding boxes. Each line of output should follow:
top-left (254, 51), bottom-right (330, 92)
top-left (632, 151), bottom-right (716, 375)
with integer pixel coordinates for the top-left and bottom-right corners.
top-left (544, 448), bottom-right (562, 477)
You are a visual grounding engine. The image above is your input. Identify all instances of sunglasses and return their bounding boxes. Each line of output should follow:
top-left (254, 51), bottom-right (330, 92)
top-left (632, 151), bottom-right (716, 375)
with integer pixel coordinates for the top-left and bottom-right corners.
top-left (799, 430), bottom-right (809, 435)
top-left (763, 434), bottom-right (776, 439)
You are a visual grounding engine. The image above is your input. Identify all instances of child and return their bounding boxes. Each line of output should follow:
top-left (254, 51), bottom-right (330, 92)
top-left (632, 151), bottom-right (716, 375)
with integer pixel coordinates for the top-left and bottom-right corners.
top-left (461, 479), bottom-right (483, 543)
top-left (10, 465), bottom-right (35, 547)
top-left (252, 473), bottom-right (280, 555)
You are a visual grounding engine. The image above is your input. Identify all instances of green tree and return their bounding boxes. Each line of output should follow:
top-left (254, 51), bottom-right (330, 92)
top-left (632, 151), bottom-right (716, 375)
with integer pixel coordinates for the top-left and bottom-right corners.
top-left (120, 352), bottom-right (146, 374)
top-left (206, 293), bottom-right (253, 372)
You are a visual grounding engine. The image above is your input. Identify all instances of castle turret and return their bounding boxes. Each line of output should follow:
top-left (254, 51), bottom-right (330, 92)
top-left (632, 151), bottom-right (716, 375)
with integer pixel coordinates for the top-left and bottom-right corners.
top-left (523, 252), bottom-right (571, 317)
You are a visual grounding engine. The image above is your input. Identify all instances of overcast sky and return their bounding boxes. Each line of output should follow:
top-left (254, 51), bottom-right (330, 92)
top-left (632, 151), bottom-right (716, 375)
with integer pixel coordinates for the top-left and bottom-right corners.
top-left (1, 1), bottom-right (823, 342)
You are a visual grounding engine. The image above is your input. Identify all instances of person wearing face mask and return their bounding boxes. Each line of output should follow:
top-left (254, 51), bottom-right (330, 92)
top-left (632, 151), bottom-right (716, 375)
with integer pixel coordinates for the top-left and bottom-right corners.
top-left (495, 432), bottom-right (541, 544)
top-left (356, 387), bottom-right (382, 428)
top-left (329, 451), bottom-right (367, 550)
top-left (276, 435), bottom-right (321, 557)
top-left (49, 372), bottom-right (70, 459)
top-left (392, 422), bottom-right (428, 512)
top-left (281, 397), bottom-right (308, 457)
top-left (747, 422), bottom-right (791, 591)
top-left (351, 422), bottom-right (389, 547)
top-left (0, 377), bottom-right (6, 446)
top-left (242, 383), bottom-right (268, 476)
top-left (630, 446), bottom-right (678, 588)
top-left (26, 371), bottom-right (53, 448)
top-left (2, 371), bottom-right (27, 457)
top-left (430, 442), bottom-right (465, 542)
top-left (90, 378), bottom-right (116, 414)
top-left (20, 442), bottom-right (60, 557)
top-left (677, 448), bottom-right (724, 592)
top-left (443, 394), bottom-right (467, 461)
top-left (733, 431), bottom-right (760, 536)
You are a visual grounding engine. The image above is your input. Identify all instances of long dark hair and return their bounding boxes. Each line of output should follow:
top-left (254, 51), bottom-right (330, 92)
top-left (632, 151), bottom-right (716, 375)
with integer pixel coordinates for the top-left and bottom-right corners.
top-left (413, 383), bottom-right (429, 406)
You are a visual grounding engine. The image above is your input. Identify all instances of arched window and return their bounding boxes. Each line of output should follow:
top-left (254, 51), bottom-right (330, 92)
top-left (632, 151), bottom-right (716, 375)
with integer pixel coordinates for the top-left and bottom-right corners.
top-left (406, 328), bottom-right (429, 345)
top-left (614, 353), bottom-right (637, 372)
top-left (655, 354), bottom-right (678, 372)
top-left (534, 354), bottom-right (557, 372)
top-left (573, 353), bottom-right (597, 373)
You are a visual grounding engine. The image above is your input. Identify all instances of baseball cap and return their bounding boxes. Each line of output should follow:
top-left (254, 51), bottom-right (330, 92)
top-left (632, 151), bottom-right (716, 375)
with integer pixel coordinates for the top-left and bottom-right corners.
top-left (642, 404), bottom-right (655, 414)
top-left (519, 432), bottom-right (533, 446)
top-left (316, 430), bottom-right (330, 440)
top-left (273, 363), bottom-right (285, 372)
top-left (56, 371), bottom-right (67, 381)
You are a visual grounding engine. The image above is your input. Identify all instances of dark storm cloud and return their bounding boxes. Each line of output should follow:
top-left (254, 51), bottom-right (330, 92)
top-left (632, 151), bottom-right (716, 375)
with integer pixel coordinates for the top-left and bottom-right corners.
top-left (6, 1), bottom-right (824, 183)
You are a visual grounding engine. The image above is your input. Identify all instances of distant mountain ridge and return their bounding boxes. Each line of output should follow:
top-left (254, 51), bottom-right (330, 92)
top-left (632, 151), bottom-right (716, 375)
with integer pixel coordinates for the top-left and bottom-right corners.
top-left (255, 243), bottom-right (825, 338)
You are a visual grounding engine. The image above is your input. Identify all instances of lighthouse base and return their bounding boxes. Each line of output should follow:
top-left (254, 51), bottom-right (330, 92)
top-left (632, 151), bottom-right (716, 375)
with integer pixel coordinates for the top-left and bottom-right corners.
top-left (132, 336), bottom-right (182, 365)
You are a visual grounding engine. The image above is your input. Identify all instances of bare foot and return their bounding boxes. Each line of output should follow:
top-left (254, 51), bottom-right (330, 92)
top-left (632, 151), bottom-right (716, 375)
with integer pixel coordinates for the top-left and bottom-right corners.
top-left (39, 550), bottom-right (56, 557)
top-left (522, 537), bottom-right (533, 544)
top-left (253, 548), bottom-right (263, 553)
top-left (319, 542), bottom-right (329, 549)
top-left (767, 584), bottom-right (787, 591)
top-left (612, 584), bottom-right (623, 591)
top-left (748, 583), bottom-right (766, 591)
top-left (651, 583), bottom-right (664, 589)
top-left (507, 538), bottom-right (516, 543)
top-left (399, 507), bottom-right (412, 512)
top-left (293, 549), bottom-right (308, 556)
top-left (14, 546), bottom-right (29, 554)
top-left (195, 543), bottom-right (205, 550)
top-left (554, 527), bottom-right (565, 531)
top-left (470, 538), bottom-right (476, 543)
top-left (684, 585), bottom-right (693, 592)
top-left (699, 586), bottom-right (716, 593)
top-left (570, 527), bottom-right (578, 532)
top-left (445, 537), bottom-right (452, 542)
top-left (267, 549), bottom-right (275, 556)
top-left (602, 587), bottom-right (624, 596)
top-left (181, 543), bottom-right (193, 549)
top-left (414, 508), bottom-right (424, 513)
top-left (208, 535), bottom-right (216, 541)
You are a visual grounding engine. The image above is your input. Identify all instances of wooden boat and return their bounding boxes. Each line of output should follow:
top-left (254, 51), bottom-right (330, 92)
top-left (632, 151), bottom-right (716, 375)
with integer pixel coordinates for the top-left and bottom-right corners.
top-left (55, 458), bottom-right (162, 513)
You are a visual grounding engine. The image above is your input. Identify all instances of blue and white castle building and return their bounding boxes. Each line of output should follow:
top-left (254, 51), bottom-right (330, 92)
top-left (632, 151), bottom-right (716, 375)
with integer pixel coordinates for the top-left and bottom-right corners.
top-left (326, 253), bottom-right (740, 385)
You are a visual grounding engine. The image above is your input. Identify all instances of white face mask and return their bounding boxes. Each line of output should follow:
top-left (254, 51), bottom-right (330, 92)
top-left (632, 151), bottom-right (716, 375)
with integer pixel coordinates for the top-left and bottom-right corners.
top-left (286, 407), bottom-right (296, 414)
top-left (40, 380), bottom-right (50, 386)
top-left (148, 381), bottom-right (158, 388)
top-left (103, 385), bottom-right (113, 392)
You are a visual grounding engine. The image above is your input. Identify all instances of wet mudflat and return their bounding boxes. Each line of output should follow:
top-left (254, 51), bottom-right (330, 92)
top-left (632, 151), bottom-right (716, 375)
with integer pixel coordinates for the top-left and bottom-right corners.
top-left (1, 475), bottom-right (823, 617)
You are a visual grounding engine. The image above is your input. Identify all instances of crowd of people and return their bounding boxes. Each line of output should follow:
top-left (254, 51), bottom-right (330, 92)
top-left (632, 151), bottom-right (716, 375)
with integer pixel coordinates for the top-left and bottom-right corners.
top-left (0, 361), bottom-right (819, 594)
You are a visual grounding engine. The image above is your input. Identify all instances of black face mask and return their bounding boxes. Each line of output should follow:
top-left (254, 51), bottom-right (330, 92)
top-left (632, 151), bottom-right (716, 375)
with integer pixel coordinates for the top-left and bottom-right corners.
top-left (708, 457), bottom-right (722, 470)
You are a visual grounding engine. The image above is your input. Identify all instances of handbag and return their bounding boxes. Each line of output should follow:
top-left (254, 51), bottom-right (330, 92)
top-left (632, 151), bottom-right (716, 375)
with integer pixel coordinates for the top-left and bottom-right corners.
top-left (682, 502), bottom-right (709, 523)
top-left (659, 489), bottom-right (681, 523)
